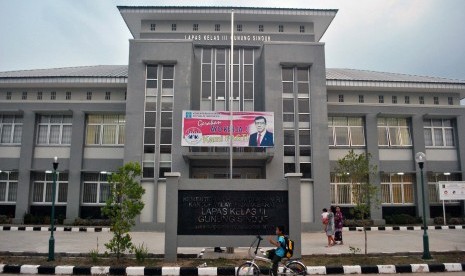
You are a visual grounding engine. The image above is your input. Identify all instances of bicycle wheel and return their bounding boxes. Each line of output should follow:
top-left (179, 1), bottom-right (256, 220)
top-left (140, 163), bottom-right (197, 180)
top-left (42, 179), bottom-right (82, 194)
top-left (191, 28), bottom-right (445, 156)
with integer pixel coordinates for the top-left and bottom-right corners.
top-left (285, 261), bottom-right (306, 276)
top-left (237, 262), bottom-right (260, 276)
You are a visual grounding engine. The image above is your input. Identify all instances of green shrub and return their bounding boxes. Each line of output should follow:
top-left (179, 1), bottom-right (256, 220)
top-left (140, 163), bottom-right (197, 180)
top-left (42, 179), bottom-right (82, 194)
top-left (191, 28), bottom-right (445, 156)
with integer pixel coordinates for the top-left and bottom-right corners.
top-left (89, 249), bottom-right (99, 263)
top-left (343, 219), bottom-right (374, 227)
top-left (385, 214), bottom-right (422, 225)
top-left (448, 217), bottom-right (464, 225)
top-left (133, 243), bottom-right (149, 264)
top-left (0, 215), bottom-right (12, 224)
top-left (433, 217), bottom-right (444, 225)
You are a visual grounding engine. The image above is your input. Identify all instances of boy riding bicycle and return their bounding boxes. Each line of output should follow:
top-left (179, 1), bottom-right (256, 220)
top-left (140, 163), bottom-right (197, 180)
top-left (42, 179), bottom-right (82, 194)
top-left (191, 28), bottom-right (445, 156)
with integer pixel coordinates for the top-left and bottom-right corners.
top-left (267, 225), bottom-right (286, 276)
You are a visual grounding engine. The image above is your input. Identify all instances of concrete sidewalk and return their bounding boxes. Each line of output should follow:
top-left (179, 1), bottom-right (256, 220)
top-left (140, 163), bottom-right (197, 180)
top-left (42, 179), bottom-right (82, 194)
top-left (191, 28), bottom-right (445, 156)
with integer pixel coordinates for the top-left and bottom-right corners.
top-left (0, 229), bottom-right (464, 256)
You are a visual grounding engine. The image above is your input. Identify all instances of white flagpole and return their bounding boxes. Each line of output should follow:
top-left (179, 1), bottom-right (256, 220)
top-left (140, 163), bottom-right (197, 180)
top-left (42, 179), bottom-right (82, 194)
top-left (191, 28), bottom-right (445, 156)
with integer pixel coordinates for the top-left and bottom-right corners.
top-left (229, 9), bottom-right (234, 180)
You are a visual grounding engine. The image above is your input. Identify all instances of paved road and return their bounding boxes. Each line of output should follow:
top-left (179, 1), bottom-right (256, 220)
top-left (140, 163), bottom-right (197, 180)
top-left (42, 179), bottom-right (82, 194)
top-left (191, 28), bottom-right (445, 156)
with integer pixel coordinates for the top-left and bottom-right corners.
top-left (0, 229), bottom-right (464, 255)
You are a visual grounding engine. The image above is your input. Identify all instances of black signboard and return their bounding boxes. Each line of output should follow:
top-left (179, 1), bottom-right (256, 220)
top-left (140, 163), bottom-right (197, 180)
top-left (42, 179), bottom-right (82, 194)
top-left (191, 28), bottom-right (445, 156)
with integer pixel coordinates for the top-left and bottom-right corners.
top-left (177, 190), bottom-right (289, 235)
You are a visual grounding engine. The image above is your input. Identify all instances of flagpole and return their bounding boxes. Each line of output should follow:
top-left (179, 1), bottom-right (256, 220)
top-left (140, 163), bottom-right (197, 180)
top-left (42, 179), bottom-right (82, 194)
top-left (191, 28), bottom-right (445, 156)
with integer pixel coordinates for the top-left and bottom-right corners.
top-left (229, 9), bottom-right (234, 180)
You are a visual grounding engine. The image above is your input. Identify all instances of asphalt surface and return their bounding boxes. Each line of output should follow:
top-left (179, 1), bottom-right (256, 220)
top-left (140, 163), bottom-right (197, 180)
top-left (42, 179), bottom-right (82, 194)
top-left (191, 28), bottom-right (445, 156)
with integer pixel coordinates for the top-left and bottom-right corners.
top-left (0, 229), bottom-right (464, 255)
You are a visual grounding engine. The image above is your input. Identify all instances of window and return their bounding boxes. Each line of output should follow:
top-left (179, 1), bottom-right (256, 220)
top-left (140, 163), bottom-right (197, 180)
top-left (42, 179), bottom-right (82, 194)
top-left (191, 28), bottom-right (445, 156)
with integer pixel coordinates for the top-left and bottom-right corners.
top-left (338, 95), bottom-right (344, 103)
top-left (300, 25), bottom-right (305, 33)
top-left (193, 24), bottom-right (199, 31)
top-left (105, 91), bottom-right (111, 100)
top-left (358, 95), bottom-right (364, 103)
top-left (6, 92), bottom-right (11, 100)
top-left (0, 115), bottom-right (23, 144)
top-left (281, 67), bottom-right (312, 177)
top-left (86, 114), bottom-right (125, 145)
top-left (50, 91), bottom-right (56, 100)
top-left (86, 92), bottom-right (92, 100)
top-left (215, 24), bottom-right (220, 32)
top-left (328, 117), bottom-right (365, 146)
top-left (424, 119), bottom-right (455, 147)
top-left (330, 173), bottom-right (359, 205)
top-left (381, 173), bottom-right (414, 204)
top-left (378, 118), bottom-right (412, 147)
top-left (171, 23), bottom-right (177, 31)
top-left (143, 64), bottom-right (175, 178)
top-left (65, 91), bottom-right (71, 100)
top-left (37, 91), bottom-right (43, 100)
top-left (32, 172), bottom-right (68, 204)
top-left (0, 171), bottom-right (18, 202)
top-left (405, 96), bottom-right (410, 104)
top-left (22, 91), bottom-right (27, 100)
top-left (448, 97), bottom-right (453, 105)
top-left (150, 23), bottom-right (156, 31)
top-left (236, 24), bottom-right (242, 32)
top-left (434, 97), bottom-right (439, 105)
top-left (82, 173), bottom-right (111, 205)
top-left (37, 115), bottom-right (72, 145)
top-left (392, 96), bottom-right (397, 104)
top-left (259, 25), bottom-right (264, 32)
top-left (278, 25), bottom-right (284, 32)
top-left (428, 173), bottom-right (461, 203)
top-left (419, 96), bottom-right (425, 104)
top-left (378, 95), bottom-right (384, 103)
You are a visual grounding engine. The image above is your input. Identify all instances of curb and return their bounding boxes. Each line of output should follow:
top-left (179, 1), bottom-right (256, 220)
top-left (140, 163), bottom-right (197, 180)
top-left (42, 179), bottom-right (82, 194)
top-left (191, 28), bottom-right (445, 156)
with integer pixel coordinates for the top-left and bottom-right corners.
top-left (1, 225), bottom-right (464, 232)
top-left (0, 263), bottom-right (464, 275)
top-left (0, 226), bottom-right (111, 232)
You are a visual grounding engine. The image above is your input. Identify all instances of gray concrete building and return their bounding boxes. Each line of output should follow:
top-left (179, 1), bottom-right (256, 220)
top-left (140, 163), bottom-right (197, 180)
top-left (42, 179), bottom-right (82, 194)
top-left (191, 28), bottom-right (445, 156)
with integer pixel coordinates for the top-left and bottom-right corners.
top-left (0, 6), bottom-right (464, 231)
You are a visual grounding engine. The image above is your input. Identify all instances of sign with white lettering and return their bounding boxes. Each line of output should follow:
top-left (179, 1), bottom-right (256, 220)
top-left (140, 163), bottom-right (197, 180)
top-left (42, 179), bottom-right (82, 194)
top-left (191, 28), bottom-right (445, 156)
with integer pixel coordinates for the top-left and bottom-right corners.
top-left (177, 190), bottom-right (289, 235)
top-left (182, 110), bottom-right (274, 147)
top-left (438, 181), bottom-right (465, 200)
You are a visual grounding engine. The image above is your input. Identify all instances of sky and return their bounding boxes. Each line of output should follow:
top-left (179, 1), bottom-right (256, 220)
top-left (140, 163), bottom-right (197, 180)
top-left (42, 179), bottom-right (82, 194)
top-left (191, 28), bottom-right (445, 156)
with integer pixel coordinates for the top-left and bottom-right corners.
top-left (0, 0), bottom-right (465, 82)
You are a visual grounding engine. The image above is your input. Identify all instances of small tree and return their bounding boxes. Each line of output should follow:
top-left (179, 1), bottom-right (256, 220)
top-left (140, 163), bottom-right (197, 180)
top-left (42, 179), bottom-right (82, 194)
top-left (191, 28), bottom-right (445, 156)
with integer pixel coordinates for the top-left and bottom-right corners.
top-left (102, 162), bottom-right (145, 259)
top-left (335, 149), bottom-right (379, 254)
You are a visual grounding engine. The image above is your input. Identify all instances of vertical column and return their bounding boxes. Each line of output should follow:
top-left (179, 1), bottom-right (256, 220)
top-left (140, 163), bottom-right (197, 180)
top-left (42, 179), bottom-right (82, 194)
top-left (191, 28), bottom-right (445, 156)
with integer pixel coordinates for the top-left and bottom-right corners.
top-left (365, 114), bottom-right (383, 223)
top-left (285, 173), bottom-right (302, 258)
top-left (164, 172), bottom-right (180, 262)
top-left (65, 111), bottom-right (85, 223)
top-left (411, 114), bottom-right (430, 219)
top-left (455, 115), bottom-right (465, 216)
top-left (14, 110), bottom-right (36, 223)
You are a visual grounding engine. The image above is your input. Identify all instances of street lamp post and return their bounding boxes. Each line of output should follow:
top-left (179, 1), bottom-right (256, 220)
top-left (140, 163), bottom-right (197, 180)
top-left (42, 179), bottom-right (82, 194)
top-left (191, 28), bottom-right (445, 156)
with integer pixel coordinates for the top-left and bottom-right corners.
top-left (415, 152), bottom-right (432, 260)
top-left (48, 156), bottom-right (59, 261)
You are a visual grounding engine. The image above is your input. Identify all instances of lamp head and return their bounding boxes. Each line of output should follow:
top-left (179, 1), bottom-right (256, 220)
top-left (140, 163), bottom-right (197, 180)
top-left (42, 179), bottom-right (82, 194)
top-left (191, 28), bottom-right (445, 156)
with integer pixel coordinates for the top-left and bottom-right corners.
top-left (415, 152), bottom-right (426, 164)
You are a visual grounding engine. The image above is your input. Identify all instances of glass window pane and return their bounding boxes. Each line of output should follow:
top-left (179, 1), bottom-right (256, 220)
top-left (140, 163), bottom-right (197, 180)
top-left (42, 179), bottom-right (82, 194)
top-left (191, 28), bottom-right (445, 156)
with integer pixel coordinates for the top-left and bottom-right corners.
top-left (0, 182), bottom-right (5, 201)
top-left (45, 182), bottom-right (53, 202)
top-left (333, 117), bottom-right (347, 126)
top-left (328, 127), bottom-right (334, 146)
top-left (33, 182), bottom-right (44, 202)
top-left (284, 130), bottom-right (295, 145)
top-left (1, 125), bottom-right (12, 143)
top-left (88, 115), bottom-right (102, 124)
top-left (13, 125), bottom-right (22, 143)
top-left (297, 68), bottom-right (308, 81)
top-left (424, 129), bottom-right (433, 146)
top-left (334, 127), bottom-right (349, 145)
top-left (161, 112), bottom-right (173, 127)
top-left (102, 125), bottom-right (117, 144)
top-left (145, 113), bottom-right (156, 128)
top-left (162, 80), bottom-right (174, 89)
top-left (58, 183), bottom-right (68, 202)
top-left (147, 65), bottom-right (158, 79)
top-left (399, 127), bottom-right (412, 146)
top-left (86, 125), bottom-right (100, 145)
top-left (392, 184), bottom-right (402, 203)
top-left (283, 99), bottom-right (294, 113)
top-left (300, 146), bottom-right (311, 157)
top-left (244, 49), bottom-right (253, 64)
top-left (8, 182), bottom-right (17, 202)
top-left (381, 184), bottom-right (391, 203)
top-left (444, 128), bottom-right (454, 146)
top-left (283, 114), bottom-right (294, 122)
top-left (144, 129), bottom-right (155, 144)
top-left (298, 99), bottom-right (309, 113)
top-left (83, 182), bottom-right (97, 203)
top-left (282, 68), bottom-right (293, 82)
top-left (298, 83), bottom-right (309, 95)
top-left (282, 82), bottom-right (293, 94)
top-left (388, 127), bottom-right (400, 145)
top-left (216, 49), bottom-right (225, 64)
top-left (163, 65), bottom-right (174, 79)
top-left (350, 127), bottom-right (365, 146)
top-left (62, 125), bottom-right (72, 144)
top-left (300, 163), bottom-right (311, 178)
top-left (99, 183), bottom-right (111, 203)
top-left (244, 65), bottom-right (253, 82)
top-left (216, 65), bottom-right (225, 81)
top-left (50, 115), bottom-right (62, 123)
top-left (160, 129), bottom-right (172, 144)
top-left (404, 184), bottom-right (414, 203)
top-left (49, 125), bottom-right (61, 144)
top-left (202, 82), bottom-right (211, 99)
top-left (118, 125), bottom-right (125, 145)
top-left (433, 129), bottom-right (444, 146)
top-left (202, 64), bottom-right (212, 81)
top-left (378, 127), bottom-right (388, 146)
top-left (299, 129), bottom-right (310, 145)
top-left (202, 49), bottom-right (212, 63)
top-left (284, 146), bottom-right (295, 156)
top-left (146, 80), bottom-right (157, 89)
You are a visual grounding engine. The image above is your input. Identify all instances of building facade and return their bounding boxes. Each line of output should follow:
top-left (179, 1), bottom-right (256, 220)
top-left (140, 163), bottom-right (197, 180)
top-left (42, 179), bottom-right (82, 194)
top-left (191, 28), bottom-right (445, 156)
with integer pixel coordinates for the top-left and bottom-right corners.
top-left (0, 6), bottom-right (464, 230)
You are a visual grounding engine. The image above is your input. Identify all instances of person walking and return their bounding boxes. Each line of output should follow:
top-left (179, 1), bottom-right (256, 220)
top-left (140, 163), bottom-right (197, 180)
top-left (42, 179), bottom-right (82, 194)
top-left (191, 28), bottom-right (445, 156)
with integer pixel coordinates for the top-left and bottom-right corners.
top-left (334, 206), bottom-right (344, 245)
top-left (325, 206), bottom-right (336, 247)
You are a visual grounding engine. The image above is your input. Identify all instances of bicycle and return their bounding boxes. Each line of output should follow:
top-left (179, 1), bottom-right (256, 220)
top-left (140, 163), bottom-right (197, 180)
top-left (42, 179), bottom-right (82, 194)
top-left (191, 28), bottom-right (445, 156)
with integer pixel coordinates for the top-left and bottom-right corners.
top-left (236, 235), bottom-right (307, 276)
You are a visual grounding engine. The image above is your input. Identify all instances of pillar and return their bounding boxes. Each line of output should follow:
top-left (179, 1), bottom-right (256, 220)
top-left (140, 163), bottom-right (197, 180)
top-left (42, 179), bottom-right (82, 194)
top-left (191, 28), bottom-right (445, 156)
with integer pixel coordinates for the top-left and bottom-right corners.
top-left (164, 172), bottom-right (180, 262)
top-left (285, 173), bottom-right (302, 258)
